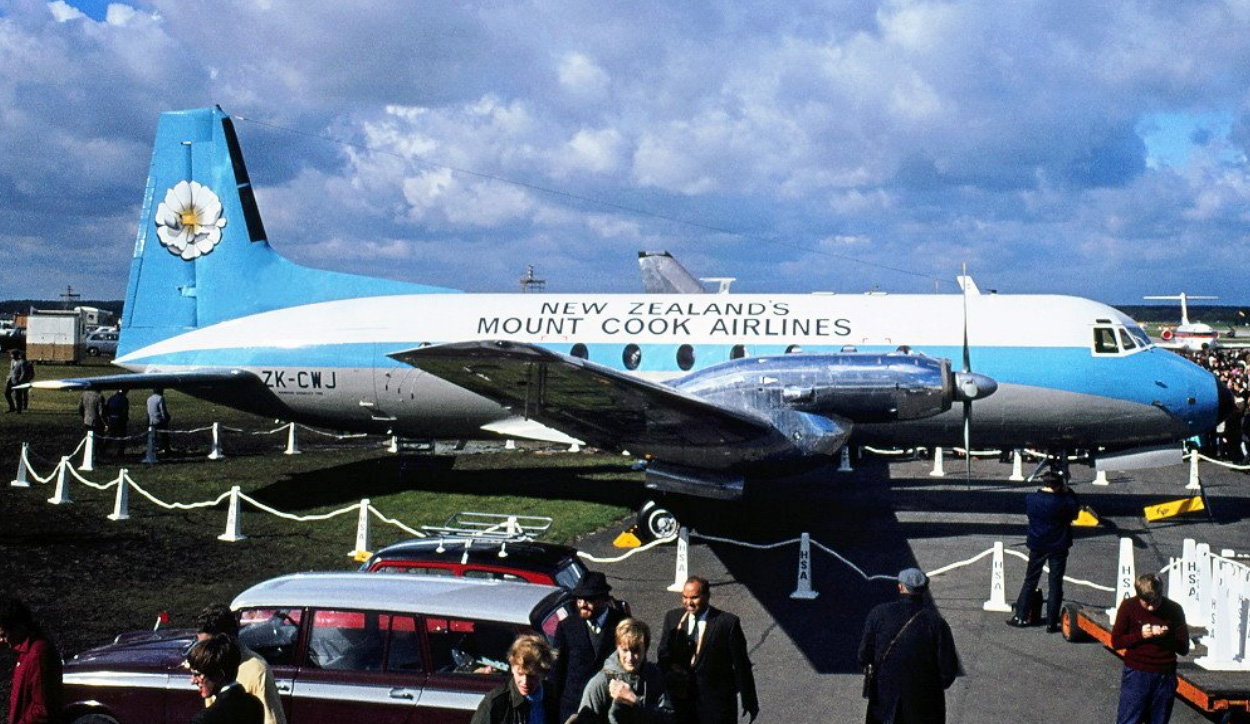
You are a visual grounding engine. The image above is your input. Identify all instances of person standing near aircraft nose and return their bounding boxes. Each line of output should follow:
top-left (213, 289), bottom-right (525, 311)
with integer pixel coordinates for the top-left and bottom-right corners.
top-left (1006, 470), bottom-right (1080, 632)
top-left (657, 576), bottom-right (758, 724)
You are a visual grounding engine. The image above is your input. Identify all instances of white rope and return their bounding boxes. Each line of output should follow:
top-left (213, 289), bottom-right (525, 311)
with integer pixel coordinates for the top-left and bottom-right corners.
top-left (367, 506), bottom-right (425, 537)
top-left (20, 447), bottom-right (63, 485)
top-left (1001, 547), bottom-right (1115, 592)
top-left (1191, 450), bottom-right (1250, 471)
top-left (63, 464), bottom-right (118, 491)
top-left (235, 490), bottom-right (361, 522)
top-left (122, 471), bottom-right (230, 510)
top-left (950, 448), bottom-right (1001, 457)
top-left (809, 539), bottom-right (899, 582)
top-left (169, 425), bottom-right (216, 435)
top-left (926, 547), bottom-right (996, 577)
top-left (578, 534), bottom-right (677, 563)
top-left (295, 423), bottom-right (369, 440)
top-left (861, 446), bottom-right (918, 456)
top-left (692, 531), bottom-right (799, 550)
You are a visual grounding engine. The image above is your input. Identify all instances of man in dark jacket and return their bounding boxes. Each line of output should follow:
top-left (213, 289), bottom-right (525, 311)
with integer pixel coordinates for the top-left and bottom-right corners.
top-left (554, 571), bottom-right (626, 722)
top-left (1110, 573), bottom-right (1189, 724)
top-left (656, 576), bottom-right (758, 724)
top-left (471, 635), bottom-right (559, 724)
top-left (1007, 470), bottom-right (1081, 631)
top-left (187, 634), bottom-right (263, 724)
top-left (858, 568), bottom-right (960, 724)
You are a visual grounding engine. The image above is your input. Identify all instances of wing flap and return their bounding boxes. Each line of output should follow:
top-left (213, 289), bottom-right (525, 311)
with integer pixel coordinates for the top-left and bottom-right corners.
top-left (29, 368), bottom-right (261, 392)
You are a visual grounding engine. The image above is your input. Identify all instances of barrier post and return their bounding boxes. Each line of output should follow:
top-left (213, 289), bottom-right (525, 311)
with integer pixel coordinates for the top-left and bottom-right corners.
top-left (10, 443), bottom-right (30, 487)
top-left (1106, 537), bottom-right (1136, 617)
top-left (667, 527), bottom-right (690, 592)
top-left (108, 470), bottom-right (130, 521)
top-left (387, 434), bottom-right (399, 453)
top-left (207, 422), bottom-right (225, 460)
top-left (505, 439), bottom-right (516, 450)
top-left (80, 431), bottom-right (95, 472)
top-left (47, 457), bottom-right (72, 505)
top-left (982, 541), bottom-right (1013, 612)
top-left (284, 423), bottom-right (301, 455)
top-left (790, 532), bottom-right (819, 599)
top-left (929, 447), bottom-right (946, 477)
top-left (837, 447), bottom-right (853, 473)
top-left (1197, 543), bottom-right (1216, 648)
top-left (349, 499), bottom-right (371, 560)
top-left (217, 486), bottom-right (247, 542)
top-left (1179, 538), bottom-right (1202, 623)
top-left (143, 426), bottom-right (158, 465)
top-left (1009, 449), bottom-right (1024, 482)
top-left (1186, 451), bottom-right (1201, 491)
top-left (568, 442), bottom-right (581, 453)
top-left (1093, 469), bottom-right (1109, 486)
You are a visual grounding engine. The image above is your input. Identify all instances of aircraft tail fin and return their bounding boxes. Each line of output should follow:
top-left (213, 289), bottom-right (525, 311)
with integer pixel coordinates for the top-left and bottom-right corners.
top-left (638, 251), bottom-right (708, 294)
top-left (120, 106), bottom-right (455, 357)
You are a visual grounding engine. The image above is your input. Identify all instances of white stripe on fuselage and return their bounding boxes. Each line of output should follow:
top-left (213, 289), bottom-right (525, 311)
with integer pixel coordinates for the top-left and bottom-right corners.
top-left (119, 293), bottom-right (1129, 363)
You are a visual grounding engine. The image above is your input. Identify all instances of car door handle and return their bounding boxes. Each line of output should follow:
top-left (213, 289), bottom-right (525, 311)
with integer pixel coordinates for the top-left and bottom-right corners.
top-left (276, 682), bottom-right (292, 694)
top-left (389, 688), bottom-right (416, 700)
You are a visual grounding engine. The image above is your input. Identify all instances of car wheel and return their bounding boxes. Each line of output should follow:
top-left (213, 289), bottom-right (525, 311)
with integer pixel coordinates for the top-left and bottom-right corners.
top-left (70, 714), bottom-right (119, 724)
top-left (1061, 603), bottom-right (1088, 643)
top-left (86, 347), bottom-right (100, 357)
top-left (639, 500), bottom-right (679, 540)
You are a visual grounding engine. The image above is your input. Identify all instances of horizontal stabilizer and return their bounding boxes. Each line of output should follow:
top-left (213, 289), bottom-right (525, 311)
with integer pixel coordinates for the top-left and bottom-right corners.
top-left (389, 340), bottom-right (780, 467)
top-left (29, 368), bottom-right (261, 392)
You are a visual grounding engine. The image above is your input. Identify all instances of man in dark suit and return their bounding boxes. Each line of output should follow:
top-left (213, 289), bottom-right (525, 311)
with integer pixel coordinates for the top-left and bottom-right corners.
top-left (187, 634), bottom-right (264, 724)
top-left (657, 576), bottom-right (758, 724)
top-left (553, 571), bottom-right (626, 722)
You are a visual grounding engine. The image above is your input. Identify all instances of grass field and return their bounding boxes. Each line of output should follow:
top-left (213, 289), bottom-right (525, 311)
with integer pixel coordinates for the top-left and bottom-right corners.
top-left (0, 359), bottom-right (638, 672)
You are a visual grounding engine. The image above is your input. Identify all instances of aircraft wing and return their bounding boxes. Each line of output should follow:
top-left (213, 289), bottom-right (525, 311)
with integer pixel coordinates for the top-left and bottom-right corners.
top-left (388, 341), bottom-right (776, 452)
top-left (29, 368), bottom-right (262, 392)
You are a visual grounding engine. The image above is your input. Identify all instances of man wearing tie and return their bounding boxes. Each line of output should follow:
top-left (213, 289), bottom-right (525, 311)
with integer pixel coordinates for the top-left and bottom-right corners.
top-left (553, 572), bottom-right (625, 723)
top-left (657, 576), bottom-right (759, 724)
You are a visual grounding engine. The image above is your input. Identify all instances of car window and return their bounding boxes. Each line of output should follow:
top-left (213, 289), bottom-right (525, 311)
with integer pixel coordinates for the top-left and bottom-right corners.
top-left (539, 603), bottom-right (571, 638)
top-left (552, 560), bottom-right (586, 591)
top-left (305, 609), bottom-right (386, 672)
top-left (425, 618), bottom-right (525, 675)
top-left (373, 564), bottom-right (456, 576)
top-left (462, 569), bottom-right (527, 583)
top-left (238, 608), bottom-right (302, 667)
top-left (382, 614), bottom-right (424, 673)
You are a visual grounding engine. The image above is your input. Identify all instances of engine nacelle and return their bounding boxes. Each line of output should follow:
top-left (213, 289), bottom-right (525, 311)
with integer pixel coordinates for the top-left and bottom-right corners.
top-left (674, 352), bottom-right (957, 423)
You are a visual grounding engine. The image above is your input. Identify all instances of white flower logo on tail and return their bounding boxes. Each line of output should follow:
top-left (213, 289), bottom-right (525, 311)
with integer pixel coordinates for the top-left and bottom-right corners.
top-left (154, 180), bottom-right (228, 260)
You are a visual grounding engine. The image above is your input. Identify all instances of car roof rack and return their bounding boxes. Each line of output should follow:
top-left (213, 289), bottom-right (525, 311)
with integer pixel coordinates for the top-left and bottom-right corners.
top-left (420, 511), bottom-right (553, 542)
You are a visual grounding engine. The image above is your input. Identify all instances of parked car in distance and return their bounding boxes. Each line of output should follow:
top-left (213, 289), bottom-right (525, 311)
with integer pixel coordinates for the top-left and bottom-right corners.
top-left (84, 328), bottom-right (119, 357)
top-left (362, 537), bottom-right (589, 589)
top-left (61, 573), bottom-right (574, 724)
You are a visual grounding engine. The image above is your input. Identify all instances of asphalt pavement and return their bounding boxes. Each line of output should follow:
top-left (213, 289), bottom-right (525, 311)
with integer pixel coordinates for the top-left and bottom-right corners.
top-left (574, 451), bottom-right (1250, 724)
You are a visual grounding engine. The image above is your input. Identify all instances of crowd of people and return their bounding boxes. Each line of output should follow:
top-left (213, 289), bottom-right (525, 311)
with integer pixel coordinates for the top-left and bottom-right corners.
top-left (1177, 347), bottom-right (1250, 462)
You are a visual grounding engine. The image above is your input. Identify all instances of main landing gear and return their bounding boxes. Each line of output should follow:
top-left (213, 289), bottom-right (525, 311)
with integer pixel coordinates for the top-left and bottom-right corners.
top-left (637, 499), bottom-right (680, 541)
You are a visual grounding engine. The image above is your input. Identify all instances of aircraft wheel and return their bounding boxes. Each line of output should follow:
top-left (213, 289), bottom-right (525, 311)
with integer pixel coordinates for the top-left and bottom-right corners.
top-left (1061, 603), bottom-right (1088, 643)
top-left (638, 500), bottom-right (679, 541)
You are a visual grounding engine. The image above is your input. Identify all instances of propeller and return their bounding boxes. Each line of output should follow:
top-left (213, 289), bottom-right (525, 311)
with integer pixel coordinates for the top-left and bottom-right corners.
top-left (952, 265), bottom-right (999, 480)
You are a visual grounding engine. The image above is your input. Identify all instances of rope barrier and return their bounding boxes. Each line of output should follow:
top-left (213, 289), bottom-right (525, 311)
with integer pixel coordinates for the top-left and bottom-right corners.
top-left (367, 506), bottom-right (426, 538)
top-left (577, 534), bottom-right (678, 563)
top-left (121, 471), bottom-right (230, 511)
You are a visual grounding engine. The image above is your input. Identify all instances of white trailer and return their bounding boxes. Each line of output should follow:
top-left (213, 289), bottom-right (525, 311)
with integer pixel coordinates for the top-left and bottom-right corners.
top-left (26, 310), bottom-right (84, 363)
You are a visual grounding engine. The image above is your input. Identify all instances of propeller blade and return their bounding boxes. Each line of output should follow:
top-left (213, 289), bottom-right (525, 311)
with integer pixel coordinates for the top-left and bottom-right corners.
top-left (963, 399), bottom-right (972, 481)
top-left (961, 262), bottom-right (971, 373)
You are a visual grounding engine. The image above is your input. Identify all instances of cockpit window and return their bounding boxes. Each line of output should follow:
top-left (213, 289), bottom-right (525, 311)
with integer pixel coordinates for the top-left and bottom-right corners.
top-left (1093, 327), bottom-right (1119, 354)
top-left (1118, 328), bottom-right (1137, 351)
top-left (1127, 325), bottom-right (1152, 348)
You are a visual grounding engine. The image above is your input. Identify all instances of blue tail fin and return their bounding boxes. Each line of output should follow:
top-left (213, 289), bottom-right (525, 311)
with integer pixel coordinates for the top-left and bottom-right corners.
top-left (120, 106), bottom-right (456, 357)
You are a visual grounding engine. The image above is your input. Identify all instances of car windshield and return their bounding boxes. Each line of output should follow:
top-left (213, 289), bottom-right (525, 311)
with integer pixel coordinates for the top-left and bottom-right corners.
top-left (553, 560), bottom-right (587, 590)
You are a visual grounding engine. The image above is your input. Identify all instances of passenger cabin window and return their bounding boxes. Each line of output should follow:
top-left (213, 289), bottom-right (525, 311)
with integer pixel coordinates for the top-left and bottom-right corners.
top-left (570, 343), bottom-right (588, 360)
top-left (677, 344), bottom-right (695, 371)
top-left (238, 608), bottom-right (302, 667)
top-left (730, 345), bottom-right (747, 360)
top-left (623, 344), bottom-right (642, 370)
top-left (1093, 327), bottom-right (1119, 354)
top-left (426, 618), bottom-right (527, 675)
top-left (785, 345), bottom-right (803, 354)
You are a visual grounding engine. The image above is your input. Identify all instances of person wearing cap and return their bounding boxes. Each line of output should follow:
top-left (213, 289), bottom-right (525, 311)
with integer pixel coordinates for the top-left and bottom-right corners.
top-left (554, 571), bottom-right (627, 723)
top-left (1110, 573), bottom-right (1189, 724)
top-left (858, 568), bottom-right (960, 724)
top-left (1006, 470), bottom-right (1081, 632)
top-left (656, 576), bottom-right (758, 724)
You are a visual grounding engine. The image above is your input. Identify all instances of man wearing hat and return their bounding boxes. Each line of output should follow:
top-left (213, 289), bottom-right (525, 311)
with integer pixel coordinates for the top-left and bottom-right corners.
top-left (553, 571), bottom-right (625, 723)
top-left (858, 568), bottom-right (960, 724)
top-left (1006, 469), bottom-right (1081, 632)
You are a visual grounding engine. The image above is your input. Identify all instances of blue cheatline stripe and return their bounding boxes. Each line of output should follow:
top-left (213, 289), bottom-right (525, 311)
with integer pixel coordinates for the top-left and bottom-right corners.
top-left (122, 341), bottom-right (1199, 409)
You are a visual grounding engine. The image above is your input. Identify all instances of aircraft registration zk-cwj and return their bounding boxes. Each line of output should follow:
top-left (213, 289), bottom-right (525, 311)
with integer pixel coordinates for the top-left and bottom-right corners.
top-left (36, 107), bottom-right (1233, 536)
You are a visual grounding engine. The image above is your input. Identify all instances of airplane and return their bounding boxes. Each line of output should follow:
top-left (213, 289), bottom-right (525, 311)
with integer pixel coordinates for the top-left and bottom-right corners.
top-left (1146, 293), bottom-right (1250, 352)
top-left (33, 106), bottom-right (1233, 537)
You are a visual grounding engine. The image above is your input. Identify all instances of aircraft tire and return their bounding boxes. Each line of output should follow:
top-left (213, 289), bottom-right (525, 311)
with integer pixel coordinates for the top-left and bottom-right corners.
top-left (638, 500), bottom-right (680, 541)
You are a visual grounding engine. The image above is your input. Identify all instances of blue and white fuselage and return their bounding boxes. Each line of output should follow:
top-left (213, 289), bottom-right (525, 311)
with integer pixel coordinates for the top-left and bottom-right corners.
top-left (40, 106), bottom-right (1230, 485)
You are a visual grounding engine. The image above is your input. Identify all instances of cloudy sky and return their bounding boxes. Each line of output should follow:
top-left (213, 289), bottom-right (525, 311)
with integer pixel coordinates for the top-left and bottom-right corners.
top-left (2, 0), bottom-right (1249, 307)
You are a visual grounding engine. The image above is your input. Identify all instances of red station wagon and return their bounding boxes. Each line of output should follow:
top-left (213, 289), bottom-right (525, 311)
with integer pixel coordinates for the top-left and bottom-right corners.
top-left (61, 573), bottom-right (573, 724)
top-left (361, 537), bottom-right (589, 589)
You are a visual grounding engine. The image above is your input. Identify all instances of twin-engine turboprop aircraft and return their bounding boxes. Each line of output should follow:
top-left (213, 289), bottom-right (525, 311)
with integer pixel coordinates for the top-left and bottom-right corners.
top-left (36, 107), bottom-right (1232, 534)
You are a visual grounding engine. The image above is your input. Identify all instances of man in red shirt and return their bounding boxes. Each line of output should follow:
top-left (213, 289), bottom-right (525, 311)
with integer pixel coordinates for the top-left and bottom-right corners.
top-left (0, 597), bottom-right (62, 724)
top-left (1110, 573), bottom-right (1189, 724)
